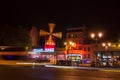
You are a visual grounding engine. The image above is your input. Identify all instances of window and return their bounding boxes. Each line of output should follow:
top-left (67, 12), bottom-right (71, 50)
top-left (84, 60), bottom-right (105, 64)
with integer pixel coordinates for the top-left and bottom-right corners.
top-left (73, 34), bottom-right (77, 38)
top-left (67, 34), bottom-right (71, 38)
top-left (84, 47), bottom-right (86, 51)
top-left (71, 34), bottom-right (74, 38)
top-left (78, 34), bottom-right (82, 38)
top-left (79, 46), bottom-right (82, 50)
top-left (88, 54), bottom-right (90, 58)
top-left (88, 47), bottom-right (90, 51)
top-left (84, 54), bottom-right (86, 58)
top-left (116, 44), bottom-right (118, 47)
top-left (79, 40), bottom-right (82, 44)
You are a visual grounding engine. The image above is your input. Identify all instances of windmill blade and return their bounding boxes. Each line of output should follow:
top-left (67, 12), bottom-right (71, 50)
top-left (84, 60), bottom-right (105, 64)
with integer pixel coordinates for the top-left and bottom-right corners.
top-left (46, 35), bottom-right (55, 45)
top-left (48, 35), bottom-right (53, 43)
top-left (52, 32), bottom-right (62, 39)
top-left (40, 30), bottom-right (50, 36)
top-left (49, 23), bottom-right (56, 33)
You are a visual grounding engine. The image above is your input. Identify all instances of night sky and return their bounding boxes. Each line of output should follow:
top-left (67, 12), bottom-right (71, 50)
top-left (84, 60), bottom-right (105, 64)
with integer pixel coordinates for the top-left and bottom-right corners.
top-left (0, 0), bottom-right (120, 41)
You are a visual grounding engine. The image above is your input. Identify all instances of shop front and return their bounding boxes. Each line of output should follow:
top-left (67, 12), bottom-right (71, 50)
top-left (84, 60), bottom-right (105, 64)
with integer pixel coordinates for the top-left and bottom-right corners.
top-left (95, 51), bottom-right (120, 67)
top-left (28, 48), bottom-right (65, 63)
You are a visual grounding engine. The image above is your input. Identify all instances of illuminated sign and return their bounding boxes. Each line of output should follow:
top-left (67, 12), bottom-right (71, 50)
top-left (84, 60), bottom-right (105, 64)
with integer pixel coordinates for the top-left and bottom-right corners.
top-left (67, 54), bottom-right (81, 56)
top-left (33, 48), bottom-right (54, 52)
top-left (33, 49), bottom-right (43, 52)
top-left (69, 50), bottom-right (82, 54)
top-left (44, 48), bottom-right (54, 52)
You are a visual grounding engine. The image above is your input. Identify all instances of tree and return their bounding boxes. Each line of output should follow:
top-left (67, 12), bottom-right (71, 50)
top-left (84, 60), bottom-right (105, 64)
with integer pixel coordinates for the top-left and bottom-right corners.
top-left (0, 25), bottom-right (32, 46)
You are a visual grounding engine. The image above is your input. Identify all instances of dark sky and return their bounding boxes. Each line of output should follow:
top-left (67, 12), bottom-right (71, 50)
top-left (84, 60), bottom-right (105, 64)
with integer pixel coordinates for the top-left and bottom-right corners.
top-left (0, 0), bottom-right (120, 41)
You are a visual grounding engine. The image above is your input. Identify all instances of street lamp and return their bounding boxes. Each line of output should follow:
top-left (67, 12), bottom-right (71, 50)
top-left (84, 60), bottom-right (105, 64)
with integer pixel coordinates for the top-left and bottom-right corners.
top-left (90, 32), bottom-right (103, 67)
top-left (90, 32), bottom-right (103, 40)
top-left (102, 42), bottom-right (111, 50)
top-left (64, 41), bottom-right (76, 60)
top-left (102, 42), bottom-right (111, 67)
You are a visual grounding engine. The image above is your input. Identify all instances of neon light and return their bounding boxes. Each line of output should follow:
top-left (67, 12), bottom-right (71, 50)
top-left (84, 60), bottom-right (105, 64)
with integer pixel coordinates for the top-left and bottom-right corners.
top-left (44, 48), bottom-right (54, 52)
top-left (67, 54), bottom-right (81, 56)
top-left (33, 49), bottom-right (43, 52)
top-left (33, 48), bottom-right (54, 52)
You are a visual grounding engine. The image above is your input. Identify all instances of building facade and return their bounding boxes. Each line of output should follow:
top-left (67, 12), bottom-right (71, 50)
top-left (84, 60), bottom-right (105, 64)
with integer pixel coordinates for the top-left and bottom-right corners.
top-left (65, 26), bottom-right (93, 63)
top-left (92, 42), bottom-right (120, 67)
top-left (30, 26), bottom-right (39, 47)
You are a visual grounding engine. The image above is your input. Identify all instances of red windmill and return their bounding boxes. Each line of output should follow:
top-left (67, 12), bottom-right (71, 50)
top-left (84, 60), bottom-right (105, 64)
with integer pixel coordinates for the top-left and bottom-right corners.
top-left (40, 23), bottom-right (62, 51)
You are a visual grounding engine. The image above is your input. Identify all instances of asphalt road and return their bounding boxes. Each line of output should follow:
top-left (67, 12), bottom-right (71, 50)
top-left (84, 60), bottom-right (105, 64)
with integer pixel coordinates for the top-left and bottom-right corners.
top-left (0, 65), bottom-right (120, 80)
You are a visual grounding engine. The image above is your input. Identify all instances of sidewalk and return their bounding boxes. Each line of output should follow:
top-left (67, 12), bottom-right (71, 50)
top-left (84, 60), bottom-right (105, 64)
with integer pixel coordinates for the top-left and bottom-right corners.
top-left (0, 60), bottom-right (51, 66)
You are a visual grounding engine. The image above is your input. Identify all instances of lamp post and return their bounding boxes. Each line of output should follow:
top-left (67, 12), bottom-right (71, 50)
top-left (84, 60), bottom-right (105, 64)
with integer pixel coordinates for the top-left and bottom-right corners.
top-left (90, 32), bottom-right (103, 67)
top-left (102, 42), bottom-right (111, 50)
top-left (102, 42), bottom-right (111, 67)
top-left (64, 41), bottom-right (76, 61)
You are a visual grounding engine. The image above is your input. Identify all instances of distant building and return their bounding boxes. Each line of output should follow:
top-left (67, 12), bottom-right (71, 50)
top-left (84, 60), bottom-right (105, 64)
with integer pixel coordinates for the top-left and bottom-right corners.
top-left (90, 41), bottom-right (120, 67)
top-left (30, 26), bottom-right (39, 47)
top-left (65, 25), bottom-right (93, 63)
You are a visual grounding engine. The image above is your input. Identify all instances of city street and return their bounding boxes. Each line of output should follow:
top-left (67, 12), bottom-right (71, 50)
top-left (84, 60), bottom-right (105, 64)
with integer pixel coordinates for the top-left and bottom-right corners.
top-left (0, 65), bottom-right (120, 80)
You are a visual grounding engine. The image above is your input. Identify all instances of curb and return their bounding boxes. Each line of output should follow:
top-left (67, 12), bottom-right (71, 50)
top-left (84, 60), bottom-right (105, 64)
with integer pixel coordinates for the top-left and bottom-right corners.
top-left (45, 64), bottom-right (120, 72)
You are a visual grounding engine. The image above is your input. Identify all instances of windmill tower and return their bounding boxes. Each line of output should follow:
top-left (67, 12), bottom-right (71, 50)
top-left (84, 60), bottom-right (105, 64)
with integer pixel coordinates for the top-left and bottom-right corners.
top-left (40, 23), bottom-right (62, 51)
